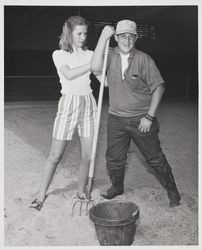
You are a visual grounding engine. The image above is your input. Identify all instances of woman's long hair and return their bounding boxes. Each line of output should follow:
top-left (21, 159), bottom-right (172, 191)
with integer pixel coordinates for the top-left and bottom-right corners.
top-left (59, 16), bottom-right (89, 52)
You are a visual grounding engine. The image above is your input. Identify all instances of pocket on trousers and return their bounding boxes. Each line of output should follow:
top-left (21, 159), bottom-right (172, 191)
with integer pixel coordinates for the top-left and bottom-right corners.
top-left (150, 118), bottom-right (160, 133)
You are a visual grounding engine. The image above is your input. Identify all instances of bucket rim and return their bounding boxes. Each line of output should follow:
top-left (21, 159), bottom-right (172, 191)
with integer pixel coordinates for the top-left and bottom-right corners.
top-left (89, 200), bottom-right (139, 226)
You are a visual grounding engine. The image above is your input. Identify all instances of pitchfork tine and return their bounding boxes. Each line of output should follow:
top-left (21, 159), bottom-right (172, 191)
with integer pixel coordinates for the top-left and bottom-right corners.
top-left (79, 201), bottom-right (83, 216)
top-left (72, 200), bottom-right (82, 217)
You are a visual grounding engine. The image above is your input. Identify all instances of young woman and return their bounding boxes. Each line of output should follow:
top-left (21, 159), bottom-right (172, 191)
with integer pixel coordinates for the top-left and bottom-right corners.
top-left (30, 16), bottom-right (97, 211)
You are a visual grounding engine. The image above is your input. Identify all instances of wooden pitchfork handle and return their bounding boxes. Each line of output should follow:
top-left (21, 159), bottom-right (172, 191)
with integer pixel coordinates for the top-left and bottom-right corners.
top-left (86, 39), bottom-right (110, 199)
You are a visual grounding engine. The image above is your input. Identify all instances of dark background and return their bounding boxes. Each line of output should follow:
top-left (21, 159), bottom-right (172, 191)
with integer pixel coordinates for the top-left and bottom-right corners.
top-left (4, 5), bottom-right (198, 102)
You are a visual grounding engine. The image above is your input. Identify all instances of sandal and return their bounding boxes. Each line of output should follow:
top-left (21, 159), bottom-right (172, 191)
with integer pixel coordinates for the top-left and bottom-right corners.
top-left (30, 198), bottom-right (43, 211)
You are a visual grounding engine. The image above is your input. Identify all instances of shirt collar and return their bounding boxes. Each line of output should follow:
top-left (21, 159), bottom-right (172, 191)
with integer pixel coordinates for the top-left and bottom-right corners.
top-left (73, 45), bottom-right (82, 53)
top-left (114, 46), bottom-right (136, 58)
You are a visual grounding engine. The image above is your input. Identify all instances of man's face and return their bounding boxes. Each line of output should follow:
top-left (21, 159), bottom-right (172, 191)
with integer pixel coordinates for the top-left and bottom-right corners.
top-left (115, 33), bottom-right (137, 54)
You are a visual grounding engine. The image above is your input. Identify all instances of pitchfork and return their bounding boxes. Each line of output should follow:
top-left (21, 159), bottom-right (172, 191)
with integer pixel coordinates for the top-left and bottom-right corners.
top-left (72, 39), bottom-right (110, 216)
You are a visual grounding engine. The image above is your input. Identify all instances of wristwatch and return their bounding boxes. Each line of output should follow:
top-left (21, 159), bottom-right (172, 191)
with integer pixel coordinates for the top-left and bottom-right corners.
top-left (145, 113), bottom-right (155, 122)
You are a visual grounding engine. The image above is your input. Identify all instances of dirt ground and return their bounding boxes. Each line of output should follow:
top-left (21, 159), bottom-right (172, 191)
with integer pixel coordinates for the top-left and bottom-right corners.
top-left (4, 99), bottom-right (198, 246)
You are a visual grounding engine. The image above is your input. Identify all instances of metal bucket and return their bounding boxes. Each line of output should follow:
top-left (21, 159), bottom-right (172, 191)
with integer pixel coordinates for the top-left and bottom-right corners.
top-left (89, 200), bottom-right (139, 245)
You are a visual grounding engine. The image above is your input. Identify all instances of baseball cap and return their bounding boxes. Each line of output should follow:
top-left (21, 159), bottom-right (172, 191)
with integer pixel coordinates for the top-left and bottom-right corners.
top-left (116, 20), bottom-right (137, 35)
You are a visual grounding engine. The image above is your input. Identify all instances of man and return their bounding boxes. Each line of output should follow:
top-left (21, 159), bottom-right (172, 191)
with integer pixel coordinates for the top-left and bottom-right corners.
top-left (91, 20), bottom-right (181, 207)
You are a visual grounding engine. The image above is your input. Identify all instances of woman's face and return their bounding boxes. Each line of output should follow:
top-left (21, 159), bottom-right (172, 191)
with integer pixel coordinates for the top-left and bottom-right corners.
top-left (72, 25), bottom-right (88, 48)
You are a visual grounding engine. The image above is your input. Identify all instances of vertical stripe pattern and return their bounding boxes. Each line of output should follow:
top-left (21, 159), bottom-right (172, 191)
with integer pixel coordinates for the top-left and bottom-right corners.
top-left (52, 93), bottom-right (97, 140)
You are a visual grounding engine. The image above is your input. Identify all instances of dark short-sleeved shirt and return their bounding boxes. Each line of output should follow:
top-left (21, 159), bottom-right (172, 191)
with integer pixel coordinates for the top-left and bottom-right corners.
top-left (106, 47), bottom-right (165, 117)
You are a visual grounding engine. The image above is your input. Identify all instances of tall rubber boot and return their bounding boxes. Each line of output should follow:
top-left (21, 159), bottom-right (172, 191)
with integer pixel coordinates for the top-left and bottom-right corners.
top-left (159, 173), bottom-right (181, 207)
top-left (101, 168), bottom-right (125, 199)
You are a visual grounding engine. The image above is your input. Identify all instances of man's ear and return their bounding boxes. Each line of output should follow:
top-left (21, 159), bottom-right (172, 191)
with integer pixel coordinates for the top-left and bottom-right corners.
top-left (114, 34), bottom-right (118, 42)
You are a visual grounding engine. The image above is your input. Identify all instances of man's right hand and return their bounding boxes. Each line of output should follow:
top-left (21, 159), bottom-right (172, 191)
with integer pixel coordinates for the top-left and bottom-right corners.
top-left (101, 25), bottom-right (115, 40)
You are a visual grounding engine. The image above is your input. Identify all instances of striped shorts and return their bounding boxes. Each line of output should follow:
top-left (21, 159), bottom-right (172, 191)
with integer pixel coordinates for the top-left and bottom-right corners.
top-left (52, 93), bottom-right (97, 140)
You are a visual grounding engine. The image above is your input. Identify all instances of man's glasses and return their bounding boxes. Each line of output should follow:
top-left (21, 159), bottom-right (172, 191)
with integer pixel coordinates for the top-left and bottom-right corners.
top-left (118, 34), bottom-right (136, 41)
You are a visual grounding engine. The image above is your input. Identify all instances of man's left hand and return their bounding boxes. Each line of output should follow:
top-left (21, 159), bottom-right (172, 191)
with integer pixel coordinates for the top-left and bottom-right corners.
top-left (138, 117), bottom-right (152, 133)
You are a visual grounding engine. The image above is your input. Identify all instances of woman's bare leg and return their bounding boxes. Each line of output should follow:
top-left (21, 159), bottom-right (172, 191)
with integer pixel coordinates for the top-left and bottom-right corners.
top-left (77, 136), bottom-right (93, 198)
top-left (37, 138), bottom-right (68, 202)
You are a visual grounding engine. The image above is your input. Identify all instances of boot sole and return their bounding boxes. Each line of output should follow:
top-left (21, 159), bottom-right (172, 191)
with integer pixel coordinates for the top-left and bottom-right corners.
top-left (169, 201), bottom-right (181, 207)
top-left (100, 192), bottom-right (123, 200)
